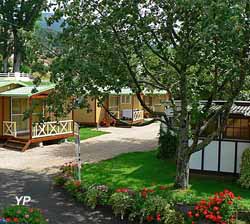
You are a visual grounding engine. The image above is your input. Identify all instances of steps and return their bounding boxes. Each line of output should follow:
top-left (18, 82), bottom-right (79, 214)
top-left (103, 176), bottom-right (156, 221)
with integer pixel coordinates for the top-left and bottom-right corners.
top-left (3, 139), bottom-right (30, 151)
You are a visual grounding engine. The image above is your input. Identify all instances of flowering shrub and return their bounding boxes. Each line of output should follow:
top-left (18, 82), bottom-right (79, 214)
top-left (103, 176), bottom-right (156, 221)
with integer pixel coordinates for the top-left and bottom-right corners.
top-left (0, 206), bottom-right (48, 224)
top-left (138, 195), bottom-right (184, 224)
top-left (109, 189), bottom-right (136, 220)
top-left (186, 190), bottom-right (241, 224)
top-left (84, 185), bottom-right (110, 209)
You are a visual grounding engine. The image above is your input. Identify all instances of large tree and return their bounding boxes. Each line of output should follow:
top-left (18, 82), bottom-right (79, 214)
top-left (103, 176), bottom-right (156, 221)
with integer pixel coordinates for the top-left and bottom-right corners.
top-left (0, 0), bottom-right (47, 72)
top-left (49, 0), bottom-right (250, 189)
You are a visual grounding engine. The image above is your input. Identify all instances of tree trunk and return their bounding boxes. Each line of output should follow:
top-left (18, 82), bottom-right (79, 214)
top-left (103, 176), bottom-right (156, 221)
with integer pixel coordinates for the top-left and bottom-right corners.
top-left (13, 29), bottom-right (22, 72)
top-left (2, 56), bottom-right (8, 73)
top-left (175, 66), bottom-right (190, 189)
top-left (175, 146), bottom-right (190, 189)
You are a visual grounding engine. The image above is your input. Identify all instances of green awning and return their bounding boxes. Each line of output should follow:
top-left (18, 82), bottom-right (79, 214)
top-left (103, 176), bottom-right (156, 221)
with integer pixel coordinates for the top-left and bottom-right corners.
top-left (0, 85), bottom-right (54, 97)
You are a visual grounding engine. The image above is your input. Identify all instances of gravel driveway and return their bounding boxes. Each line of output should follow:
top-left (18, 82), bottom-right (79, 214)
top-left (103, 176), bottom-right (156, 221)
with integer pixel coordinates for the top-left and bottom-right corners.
top-left (0, 123), bottom-right (159, 172)
top-left (0, 123), bottom-right (159, 224)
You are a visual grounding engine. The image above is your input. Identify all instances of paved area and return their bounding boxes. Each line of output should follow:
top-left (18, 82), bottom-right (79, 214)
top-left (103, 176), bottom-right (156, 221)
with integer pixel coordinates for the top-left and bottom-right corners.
top-left (0, 123), bottom-right (159, 172)
top-left (0, 123), bottom-right (159, 223)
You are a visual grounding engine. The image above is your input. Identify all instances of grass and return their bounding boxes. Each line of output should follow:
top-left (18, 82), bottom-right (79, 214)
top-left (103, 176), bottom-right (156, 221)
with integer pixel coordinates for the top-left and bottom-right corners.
top-left (68, 127), bottom-right (109, 142)
top-left (82, 150), bottom-right (250, 209)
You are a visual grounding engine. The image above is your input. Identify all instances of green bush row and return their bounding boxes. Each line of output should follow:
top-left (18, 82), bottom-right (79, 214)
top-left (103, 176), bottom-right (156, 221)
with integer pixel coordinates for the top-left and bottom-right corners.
top-left (54, 175), bottom-right (184, 224)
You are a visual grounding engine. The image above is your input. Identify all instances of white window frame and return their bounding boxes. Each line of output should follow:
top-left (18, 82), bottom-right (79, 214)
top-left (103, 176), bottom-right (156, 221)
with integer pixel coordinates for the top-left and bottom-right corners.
top-left (120, 95), bottom-right (131, 104)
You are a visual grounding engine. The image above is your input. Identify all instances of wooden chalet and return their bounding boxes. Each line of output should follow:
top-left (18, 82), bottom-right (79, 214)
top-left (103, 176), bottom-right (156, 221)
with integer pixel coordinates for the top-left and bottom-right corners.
top-left (0, 84), bottom-right (74, 151)
top-left (74, 88), bottom-right (168, 126)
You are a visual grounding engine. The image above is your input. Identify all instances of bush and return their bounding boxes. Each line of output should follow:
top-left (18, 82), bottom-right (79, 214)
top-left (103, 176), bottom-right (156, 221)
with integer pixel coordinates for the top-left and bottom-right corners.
top-left (238, 148), bottom-right (250, 189)
top-left (186, 190), bottom-right (241, 224)
top-left (84, 185), bottom-right (109, 209)
top-left (157, 125), bottom-right (178, 160)
top-left (139, 195), bottom-right (184, 224)
top-left (0, 205), bottom-right (48, 224)
top-left (109, 189), bottom-right (136, 220)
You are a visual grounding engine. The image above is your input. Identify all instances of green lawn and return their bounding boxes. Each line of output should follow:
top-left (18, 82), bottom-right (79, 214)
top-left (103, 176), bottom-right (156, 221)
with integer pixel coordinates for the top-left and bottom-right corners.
top-left (82, 150), bottom-right (250, 209)
top-left (68, 127), bottom-right (109, 142)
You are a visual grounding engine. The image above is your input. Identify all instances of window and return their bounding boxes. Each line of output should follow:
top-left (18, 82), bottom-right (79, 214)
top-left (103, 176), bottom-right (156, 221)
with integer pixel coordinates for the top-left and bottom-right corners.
top-left (223, 118), bottom-right (250, 140)
top-left (120, 95), bottom-right (131, 104)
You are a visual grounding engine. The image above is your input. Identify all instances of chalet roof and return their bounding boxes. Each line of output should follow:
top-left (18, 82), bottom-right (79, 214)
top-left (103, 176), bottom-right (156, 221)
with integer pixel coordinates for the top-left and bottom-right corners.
top-left (0, 81), bottom-right (27, 88)
top-left (0, 85), bottom-right (54, 97)
top-left (210, 104), bottom-right (250, 117)
top-left (164, 100), bottom-right (250, 117)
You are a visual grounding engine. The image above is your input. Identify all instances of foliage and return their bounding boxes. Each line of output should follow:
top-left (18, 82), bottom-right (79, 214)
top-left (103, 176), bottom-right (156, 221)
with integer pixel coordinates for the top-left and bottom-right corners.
top-left (109, 189), bottom-right (136, 220)
top-left (54, 160), bottom-right (249, 223)
top-left (84, 185), bottom-right (110, 209)
top-left (139, 194), bottom-right (183, 224)
top-left (1, 205), bottom-right (47, 224)
top-left (238, 148), bottom-right (250, 189)
top-left (0, 0), bottom-right (48, 72)
top-left (49, 0), bottom-right (250, 189)
top-left (186, 190), bottom-right (241, 224)
top-left (157, 124), bottom-right (178, 160)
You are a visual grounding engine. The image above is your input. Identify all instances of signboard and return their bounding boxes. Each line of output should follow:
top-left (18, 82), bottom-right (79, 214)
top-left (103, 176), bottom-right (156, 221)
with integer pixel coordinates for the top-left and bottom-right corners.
top-left (74, 122), bottom-right (81, 182)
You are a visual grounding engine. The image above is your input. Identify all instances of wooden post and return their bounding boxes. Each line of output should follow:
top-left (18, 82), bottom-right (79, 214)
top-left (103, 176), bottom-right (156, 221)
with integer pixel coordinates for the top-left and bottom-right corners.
top-left (29, 97), bottom-right (32, 140)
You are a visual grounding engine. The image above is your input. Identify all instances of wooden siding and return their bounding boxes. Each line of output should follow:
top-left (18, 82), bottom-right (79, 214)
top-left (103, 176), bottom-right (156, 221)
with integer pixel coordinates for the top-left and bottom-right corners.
top-left (0, 97), bottom-right (10, 136)
top-left (74, 97), bottom-right (96, 124)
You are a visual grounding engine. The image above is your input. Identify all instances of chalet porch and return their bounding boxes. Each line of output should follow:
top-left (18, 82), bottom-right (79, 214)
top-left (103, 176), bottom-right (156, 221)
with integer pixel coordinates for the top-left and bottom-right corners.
top-left (0, 86), bottom-right (74, 151)
top-left (108, 95), bottom-right (144, 124)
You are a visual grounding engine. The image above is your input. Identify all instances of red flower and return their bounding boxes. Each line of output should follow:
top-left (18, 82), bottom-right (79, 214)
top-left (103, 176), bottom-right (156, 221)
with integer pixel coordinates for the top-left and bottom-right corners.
top-left (159, 186), bottom-right (167, 190)
top-left (29, 208), bottom-right (34, 213)
top-left (195, 213), bottom-right (200, 218)
top-left (74, 180), bottom-right (81, 187)
top-left (237, 196), bottom-right (242, 200)
top-left (187, 211), bottom-right (193, 218)
top-left (213, 206), bottom-right (219, 211)
top-left (5, 218), bottom-right (11, 222)
top-left (156, 213), bottom-right (161, 222)
top-left (146, 215), bottom-right (154, 222)
top-left (227, 200), bottom-right (233, 205)
top-left (13, 217), bottom-right (19, 223)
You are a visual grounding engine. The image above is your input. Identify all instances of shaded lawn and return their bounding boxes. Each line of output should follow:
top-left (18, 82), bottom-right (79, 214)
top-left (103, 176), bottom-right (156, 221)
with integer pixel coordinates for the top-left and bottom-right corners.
top-left (68, 127), bottom-right (109, 142)
top-left (82, 150), bottom-right (250, 209)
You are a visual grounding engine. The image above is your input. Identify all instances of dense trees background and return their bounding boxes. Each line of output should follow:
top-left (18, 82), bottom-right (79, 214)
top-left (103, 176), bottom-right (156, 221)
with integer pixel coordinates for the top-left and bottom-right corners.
top-left (0, 0), bottom-right (47, 73)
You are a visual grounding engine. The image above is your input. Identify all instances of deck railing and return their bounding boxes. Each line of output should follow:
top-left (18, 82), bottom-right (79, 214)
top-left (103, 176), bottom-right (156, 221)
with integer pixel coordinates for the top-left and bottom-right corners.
top-left (3, 121), bottom-right (17, 137)
top-left (133, 110), bottom-right (144, 121)
top-left (0, 72), bottom-right (32, 80)
top-left (32, 120), bottom-right (73, 138)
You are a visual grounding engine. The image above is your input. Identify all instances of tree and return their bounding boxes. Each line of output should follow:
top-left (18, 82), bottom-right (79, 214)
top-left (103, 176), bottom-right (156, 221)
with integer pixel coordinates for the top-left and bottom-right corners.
top-left (49, 0), bottom-right (250, 189)
top-left (0, 0), bottom-right (47, 72)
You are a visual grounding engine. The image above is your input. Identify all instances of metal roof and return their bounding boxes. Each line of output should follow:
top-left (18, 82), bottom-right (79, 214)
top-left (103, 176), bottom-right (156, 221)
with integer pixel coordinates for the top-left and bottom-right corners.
top-left (0, 85), bottom-right (54, 97)
top-left (0, 81), bottom-right (27, 88)
top-left (210, 104), bottom-right (250, 117)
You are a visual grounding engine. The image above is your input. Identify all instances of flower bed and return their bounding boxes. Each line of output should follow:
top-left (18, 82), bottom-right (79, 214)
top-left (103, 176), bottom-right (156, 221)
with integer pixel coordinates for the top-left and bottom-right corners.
top-left (54, 162), bottom-right (249, 224)
top-left (0, 205), bottom-right (48, 224)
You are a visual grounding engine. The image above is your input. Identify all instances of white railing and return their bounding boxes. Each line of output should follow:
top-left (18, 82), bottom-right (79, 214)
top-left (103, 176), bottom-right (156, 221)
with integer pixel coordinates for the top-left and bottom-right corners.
top-left (133, 110), bottom-right (144, 121)
top-left (32, 120), bottom-right (73, 138)
top-left (3, 121), bottom-right (17, 137)
top-left (0, 72), bottom-right (32, 81)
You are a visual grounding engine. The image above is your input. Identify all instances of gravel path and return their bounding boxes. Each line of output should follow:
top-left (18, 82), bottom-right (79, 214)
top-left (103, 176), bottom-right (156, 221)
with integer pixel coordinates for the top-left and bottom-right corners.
top-left (0, 123), bottom-right (159, 223)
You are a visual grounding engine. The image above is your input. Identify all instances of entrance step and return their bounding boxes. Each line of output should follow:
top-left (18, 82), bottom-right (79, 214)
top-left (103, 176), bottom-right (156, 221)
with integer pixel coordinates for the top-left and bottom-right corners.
top-left (3, 139), bottom-right (30, 152)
